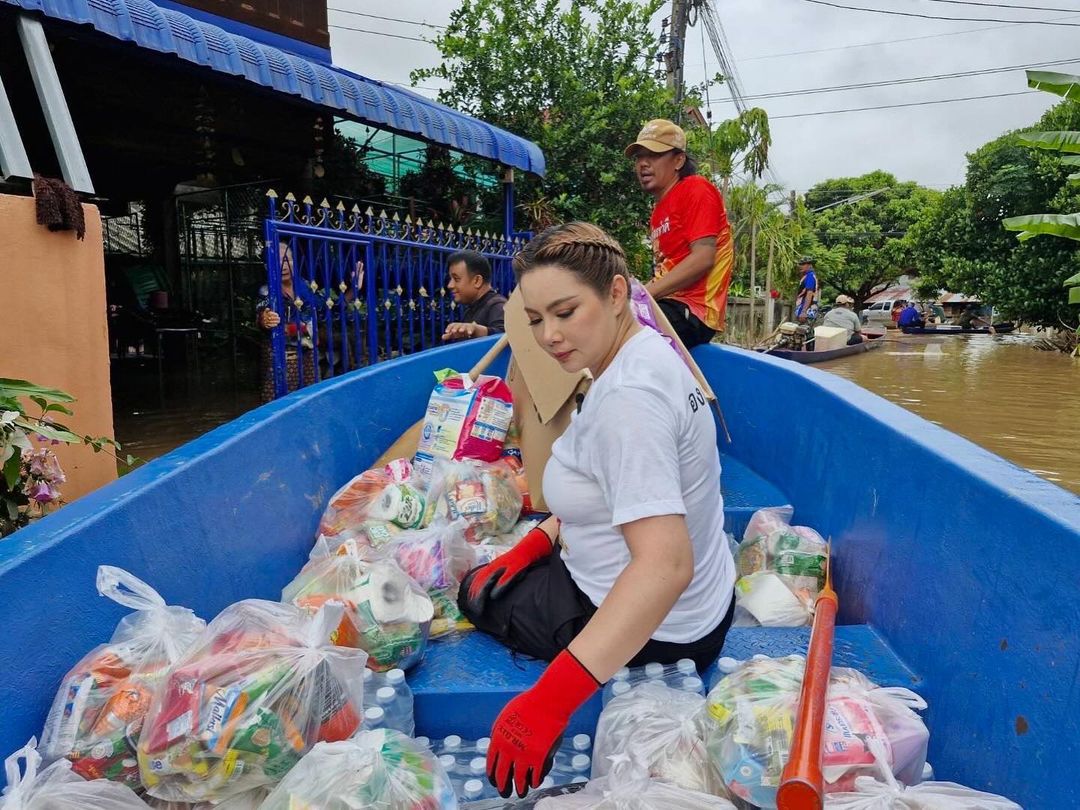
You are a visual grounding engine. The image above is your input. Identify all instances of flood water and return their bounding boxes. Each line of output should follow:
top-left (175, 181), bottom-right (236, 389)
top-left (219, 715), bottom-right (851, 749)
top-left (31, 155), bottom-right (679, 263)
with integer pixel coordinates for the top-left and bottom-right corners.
top-left (818, 332), bottom-right (1080, 495)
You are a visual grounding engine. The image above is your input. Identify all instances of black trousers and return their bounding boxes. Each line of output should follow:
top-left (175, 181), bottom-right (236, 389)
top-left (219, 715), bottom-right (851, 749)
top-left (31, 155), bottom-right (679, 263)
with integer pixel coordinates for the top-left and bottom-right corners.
top-left (657, 298), bottom-right (718, 350)
top-left (458, 551), bottom-right (736, 673)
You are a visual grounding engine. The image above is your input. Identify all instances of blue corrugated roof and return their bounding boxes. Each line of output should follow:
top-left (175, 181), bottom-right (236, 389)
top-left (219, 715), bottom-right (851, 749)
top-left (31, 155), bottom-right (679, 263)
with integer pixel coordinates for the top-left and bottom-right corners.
top-left (2, 0), bottom-right (545, 175)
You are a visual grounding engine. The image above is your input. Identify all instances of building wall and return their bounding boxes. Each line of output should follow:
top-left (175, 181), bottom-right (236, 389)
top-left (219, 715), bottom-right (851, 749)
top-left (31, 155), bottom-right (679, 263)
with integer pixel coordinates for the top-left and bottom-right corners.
top-left (0, 194), bottom-right (116, 501)
top-left (173, 0), bottom-right (329, 48)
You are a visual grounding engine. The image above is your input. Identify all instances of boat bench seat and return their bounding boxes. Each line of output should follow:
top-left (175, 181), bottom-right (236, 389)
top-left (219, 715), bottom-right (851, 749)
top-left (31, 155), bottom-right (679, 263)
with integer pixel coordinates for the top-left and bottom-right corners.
top-left (409, 624), bottom-right (921, 739)
top-left (718, 452), bottom-right (790, 537)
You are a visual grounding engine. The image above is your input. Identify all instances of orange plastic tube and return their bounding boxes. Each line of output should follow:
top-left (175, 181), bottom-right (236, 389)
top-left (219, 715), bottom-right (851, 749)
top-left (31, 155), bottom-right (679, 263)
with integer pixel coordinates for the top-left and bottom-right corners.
top-left (776, 569), bottom-right (839, 810)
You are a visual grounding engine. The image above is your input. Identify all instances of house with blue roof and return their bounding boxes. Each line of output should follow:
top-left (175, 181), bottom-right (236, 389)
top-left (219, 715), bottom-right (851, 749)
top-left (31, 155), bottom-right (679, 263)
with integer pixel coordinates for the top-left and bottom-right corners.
top-left (0, 0), bottom-right (544, 499)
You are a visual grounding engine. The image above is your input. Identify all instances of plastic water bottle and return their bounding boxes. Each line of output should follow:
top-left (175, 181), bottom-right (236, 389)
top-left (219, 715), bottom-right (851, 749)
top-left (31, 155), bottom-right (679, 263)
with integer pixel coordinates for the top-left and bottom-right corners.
top-left (476, 736), bottom-right (491, 756)
top-left (680, 675), bottom-right (705, 696)
top-left (716, 656), bottom-right (741, 675)
top-left (385, 668), bottom-right (415, 736)
top-left (644, 661), bottom-right (665, 681)
top-left (362, 706), bottom-right (385, 731)
top-left (438, 753), bottom-right (464, 795)
top-left (601, 667), bottom-right (631, 706)
top-left (463, 779), bottom-right (487, 802)
top-left (374, 687), bottom-right (399, 731)
top-left (440, 735), bottom-right (463, 755)
top-left (922, 762), bottom-right (935, 782)
top-left (415, 736), bottom-right (430, 749)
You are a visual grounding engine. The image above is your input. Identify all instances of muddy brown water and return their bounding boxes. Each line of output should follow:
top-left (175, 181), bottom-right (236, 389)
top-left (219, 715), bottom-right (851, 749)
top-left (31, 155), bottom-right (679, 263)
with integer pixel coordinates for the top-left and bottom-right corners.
top-left (817, 332), bottom-right (1080, 495)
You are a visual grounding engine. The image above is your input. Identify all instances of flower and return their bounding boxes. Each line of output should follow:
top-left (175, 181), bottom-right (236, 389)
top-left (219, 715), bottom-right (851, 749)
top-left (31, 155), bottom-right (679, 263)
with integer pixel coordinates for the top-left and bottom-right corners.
top-left (30, 480), bottom-right (55, 503)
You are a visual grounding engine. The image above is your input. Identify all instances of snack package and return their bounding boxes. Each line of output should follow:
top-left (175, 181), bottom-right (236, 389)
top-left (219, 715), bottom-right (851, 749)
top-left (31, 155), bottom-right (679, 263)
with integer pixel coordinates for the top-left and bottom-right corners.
top-left (286, 545), bottom-right (434, 671)
top-left (629, 278), bottom-right (682, 358)
top-left (39, 566), bottom-right (207, 789)
top-left (137, 601), bottom-right (367, 803)
top-left (0, 739), bottom-right (148, 810)
top-left (414, 371), bottom-right (514, 486)
top-left (318, 462), bottom-right (425, 541)
top-left (704, 657), bottom-right (930, 808)
top-left (592, 682), bottom-right (723, 796)
top-left (423, 460), bottom-right (523, 543)
top-left (500, 425), bottom-right (533, 514)
top-left (259, 729), bottom-right (458, 810)
top-left (536, 754), bottom-right (735, 810)
top-left (824, 738), bottom-right (1021, 809)
top-left (733, 508), bottom-right (827, 627)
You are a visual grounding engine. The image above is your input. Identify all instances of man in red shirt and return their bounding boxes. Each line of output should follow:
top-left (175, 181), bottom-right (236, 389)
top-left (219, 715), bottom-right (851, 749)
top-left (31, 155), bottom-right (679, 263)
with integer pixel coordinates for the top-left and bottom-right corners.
top-left (625, 119), bottom-right (734, 348)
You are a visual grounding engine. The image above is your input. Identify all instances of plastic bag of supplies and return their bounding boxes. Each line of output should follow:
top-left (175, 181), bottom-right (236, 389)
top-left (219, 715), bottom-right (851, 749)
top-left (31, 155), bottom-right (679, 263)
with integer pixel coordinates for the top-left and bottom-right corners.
top-left (39, 566), bottom-right (206, 789)
top-left (0, 739), bottom-right (147, 810)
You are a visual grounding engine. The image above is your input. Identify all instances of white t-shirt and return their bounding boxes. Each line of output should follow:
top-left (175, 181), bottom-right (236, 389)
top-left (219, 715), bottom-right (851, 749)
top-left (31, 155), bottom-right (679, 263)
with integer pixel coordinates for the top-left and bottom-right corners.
top-left (543, 327), bottom-right (734, 643)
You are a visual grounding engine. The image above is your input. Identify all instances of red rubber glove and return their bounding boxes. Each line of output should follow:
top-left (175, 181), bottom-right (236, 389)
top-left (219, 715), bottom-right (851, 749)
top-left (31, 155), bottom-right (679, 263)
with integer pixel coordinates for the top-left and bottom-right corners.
top-left (462, 525), bottom-right (555, 613)
top-left (488, 650), bottom-right (600, 798)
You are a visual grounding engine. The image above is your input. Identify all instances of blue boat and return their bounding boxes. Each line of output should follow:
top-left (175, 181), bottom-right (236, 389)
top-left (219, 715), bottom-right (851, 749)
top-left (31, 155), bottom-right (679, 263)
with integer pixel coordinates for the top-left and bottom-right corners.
top-left (1, 339), bottom-right (1077, 808)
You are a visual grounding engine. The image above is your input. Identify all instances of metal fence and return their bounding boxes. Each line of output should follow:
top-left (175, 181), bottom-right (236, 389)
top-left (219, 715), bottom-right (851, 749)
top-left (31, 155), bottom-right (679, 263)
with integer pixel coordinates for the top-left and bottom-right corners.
top-left (264, 191), bottom-right (522, 399)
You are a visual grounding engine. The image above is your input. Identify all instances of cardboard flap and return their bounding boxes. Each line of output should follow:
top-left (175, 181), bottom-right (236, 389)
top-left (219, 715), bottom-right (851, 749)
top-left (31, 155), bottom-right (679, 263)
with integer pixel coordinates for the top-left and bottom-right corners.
top-left (504, 288), bottom-right (591, 424)
top-left (645, 292), bottom-right (717, 403)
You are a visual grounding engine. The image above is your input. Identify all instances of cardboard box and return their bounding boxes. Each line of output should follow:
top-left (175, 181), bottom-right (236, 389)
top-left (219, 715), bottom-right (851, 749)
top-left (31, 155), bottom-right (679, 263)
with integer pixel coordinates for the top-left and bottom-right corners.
top-left (503, 285), bottom-right (716, 512)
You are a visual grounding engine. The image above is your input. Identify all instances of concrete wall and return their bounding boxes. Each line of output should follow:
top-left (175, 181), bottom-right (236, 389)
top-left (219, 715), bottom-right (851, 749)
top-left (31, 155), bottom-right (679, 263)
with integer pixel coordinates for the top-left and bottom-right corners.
top-left (0, 193), bottom-right (116, 500)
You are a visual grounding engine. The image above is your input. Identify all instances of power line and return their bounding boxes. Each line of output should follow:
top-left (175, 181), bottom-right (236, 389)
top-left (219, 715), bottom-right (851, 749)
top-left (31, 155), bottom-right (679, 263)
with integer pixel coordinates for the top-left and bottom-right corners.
top-left (327, 8), bottom-right (446, 30)
top-left (739, 14), bottom-right (1080, 61)
top-left (707, 54), bottom-right (1080, 103)
top-left (925, 0), bottom-right (1080, 12)
top-left (802, 0), bottom-right (1080, 25)
top-left (326, 23), bottom-right (432, 43)
top-left (769, 89), bottom-right (1036, 119)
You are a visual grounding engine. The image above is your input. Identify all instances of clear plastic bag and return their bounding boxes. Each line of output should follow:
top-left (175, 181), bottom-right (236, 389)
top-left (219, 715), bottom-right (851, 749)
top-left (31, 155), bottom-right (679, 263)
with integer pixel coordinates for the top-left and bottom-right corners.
top-left (259, 729), bottom-right (458, 809)
top-left (536, 754), bottom-right (735, 809)
top-left (0, 739), bottom-right (148, 810)
top-left (733, 508), bottom-right (826, 627)
top-left (39, 566), bottom-right (206, 789)
top-left (593, 682), bottom-right (722, 796)
top-left (136, 600), bottom-right (367, 804)
top-left (318, 462), bottom-right (425, 540)
top-left (704, 657), bottom-right (930, 808)
top-left (385, 520), bottom-right (477, 592)
top-left (824, 739), bottom-right (1021, 809)
top-left (423, 460), bottom-right (523, 543)
top-left (145, 787), bottom-right (268, 809)
top-left (286, 542), bottom-right (434, 671)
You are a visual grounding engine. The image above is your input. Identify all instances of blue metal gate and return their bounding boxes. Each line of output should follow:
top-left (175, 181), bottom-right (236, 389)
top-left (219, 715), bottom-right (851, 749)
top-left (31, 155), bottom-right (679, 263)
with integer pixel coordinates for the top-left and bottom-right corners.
top-left (264, 192), bottom-right (521, 399)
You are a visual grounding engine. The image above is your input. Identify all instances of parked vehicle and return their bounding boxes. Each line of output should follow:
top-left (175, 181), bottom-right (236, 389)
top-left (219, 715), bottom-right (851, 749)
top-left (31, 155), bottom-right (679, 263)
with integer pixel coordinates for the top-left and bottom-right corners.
top-left (859, 298), bottom-right (901, 326)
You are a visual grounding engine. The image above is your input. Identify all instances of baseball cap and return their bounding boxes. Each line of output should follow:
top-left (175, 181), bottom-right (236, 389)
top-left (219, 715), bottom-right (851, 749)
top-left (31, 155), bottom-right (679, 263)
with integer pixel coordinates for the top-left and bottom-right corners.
top-left (624, 119), bottom-right (687, 157)
top-left (835, 294), bottom-right (855, 305)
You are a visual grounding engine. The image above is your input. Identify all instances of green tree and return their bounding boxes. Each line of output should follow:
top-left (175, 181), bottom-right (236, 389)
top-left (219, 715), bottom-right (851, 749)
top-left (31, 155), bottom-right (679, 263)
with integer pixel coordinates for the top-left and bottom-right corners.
top-left (806, 172), bottom-right (939, 305)
top-left (910, 94), bottom-right (1080, 327)
top-left (413, 0), bottom-right (675, 275)
top-left (687, 108), bottom-right (772, 196)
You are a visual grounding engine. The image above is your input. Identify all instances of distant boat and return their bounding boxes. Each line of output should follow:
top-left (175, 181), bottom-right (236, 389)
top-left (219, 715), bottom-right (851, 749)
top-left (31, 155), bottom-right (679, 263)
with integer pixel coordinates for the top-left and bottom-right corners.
top-left (901, 322), bottom-right (1016, 335)
top-left (765, 330), bottom-right (886, 364)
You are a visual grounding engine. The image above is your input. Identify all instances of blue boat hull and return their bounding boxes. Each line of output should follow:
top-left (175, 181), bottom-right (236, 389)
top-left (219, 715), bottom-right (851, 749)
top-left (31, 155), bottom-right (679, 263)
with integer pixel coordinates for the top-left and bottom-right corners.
top-left (1, 339), bottom-right (1077, 807)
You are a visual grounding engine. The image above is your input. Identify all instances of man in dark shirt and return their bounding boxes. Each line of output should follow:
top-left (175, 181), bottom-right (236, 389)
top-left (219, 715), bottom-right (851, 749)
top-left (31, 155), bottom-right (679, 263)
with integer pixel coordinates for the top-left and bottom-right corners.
top-left (442, 249), bottom-right (507, 341)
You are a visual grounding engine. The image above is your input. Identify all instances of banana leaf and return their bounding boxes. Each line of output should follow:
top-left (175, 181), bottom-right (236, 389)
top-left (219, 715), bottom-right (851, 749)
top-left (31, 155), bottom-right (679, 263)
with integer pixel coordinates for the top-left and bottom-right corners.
top-left (1002, 213), bottom-right (1080, 242)
top-left (1016, 131), bottom-right (1080, 154)
top-left (1026, 70), bottom-right (1080, 101)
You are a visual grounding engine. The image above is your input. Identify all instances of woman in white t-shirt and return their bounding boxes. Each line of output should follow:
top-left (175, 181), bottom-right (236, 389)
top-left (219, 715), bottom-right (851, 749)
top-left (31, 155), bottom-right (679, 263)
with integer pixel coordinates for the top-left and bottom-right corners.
top-left (458, 222), bottom-right (736, 799)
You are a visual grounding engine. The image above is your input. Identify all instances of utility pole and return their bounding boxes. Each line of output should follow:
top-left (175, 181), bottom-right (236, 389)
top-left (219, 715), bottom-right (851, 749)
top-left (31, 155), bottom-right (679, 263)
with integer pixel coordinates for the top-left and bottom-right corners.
top-left (664, 0), bottom-right (689, 120)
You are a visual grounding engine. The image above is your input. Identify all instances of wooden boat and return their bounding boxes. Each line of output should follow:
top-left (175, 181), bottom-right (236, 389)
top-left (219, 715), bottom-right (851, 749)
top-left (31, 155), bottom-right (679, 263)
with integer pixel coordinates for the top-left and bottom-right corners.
top-left (901, 321), bottom-right (1016, 335)
top-left (765, 329), bottom-right (886, 364)
top-left (0, 338), bottom-right (1076, 807)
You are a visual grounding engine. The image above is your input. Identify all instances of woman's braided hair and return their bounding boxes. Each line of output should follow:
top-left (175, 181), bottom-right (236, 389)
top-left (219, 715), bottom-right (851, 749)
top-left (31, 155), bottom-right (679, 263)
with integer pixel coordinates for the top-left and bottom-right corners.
top-left (512, 222), bottom-right (630, 295)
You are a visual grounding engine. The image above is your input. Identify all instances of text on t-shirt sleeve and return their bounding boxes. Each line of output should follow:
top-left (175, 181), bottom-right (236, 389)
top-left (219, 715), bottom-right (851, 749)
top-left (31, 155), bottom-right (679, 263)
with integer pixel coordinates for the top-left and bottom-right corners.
top-left (586, 385), bottom-right (687, 527)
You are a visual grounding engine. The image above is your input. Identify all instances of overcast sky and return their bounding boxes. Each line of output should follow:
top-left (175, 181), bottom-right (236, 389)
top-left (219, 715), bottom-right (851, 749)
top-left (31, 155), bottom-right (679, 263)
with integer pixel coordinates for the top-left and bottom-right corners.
top-left (327, 0), bottom-right (1076, 193)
